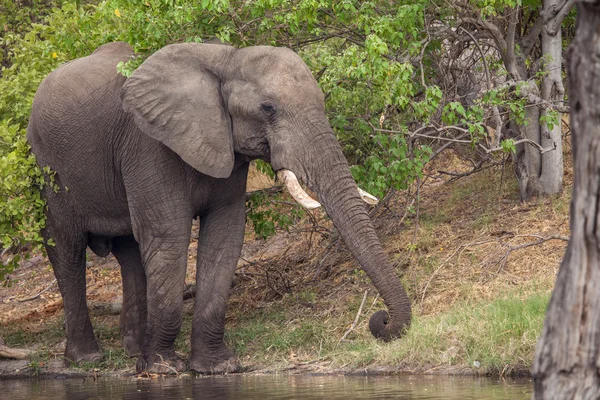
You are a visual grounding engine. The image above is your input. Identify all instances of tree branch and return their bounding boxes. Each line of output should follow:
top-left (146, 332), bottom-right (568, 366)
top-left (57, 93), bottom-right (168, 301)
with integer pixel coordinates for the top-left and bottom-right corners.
top-left (339, 290), bottom-right (368, 343)
top-left (16, 279), bottom-right (56, 302)
top-left (459, 26), bottom-right (503, 145)
top-left (546, 0), bottom-right (575, 36)
top-left (506, 6), bottom-right (519, 77)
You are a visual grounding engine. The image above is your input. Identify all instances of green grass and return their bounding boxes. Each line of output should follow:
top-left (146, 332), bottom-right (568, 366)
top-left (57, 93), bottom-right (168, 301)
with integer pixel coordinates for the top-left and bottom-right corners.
top-left (1, 315), bottom-right (65, 348)
top-left (222, 284), bottom-right (550, 375)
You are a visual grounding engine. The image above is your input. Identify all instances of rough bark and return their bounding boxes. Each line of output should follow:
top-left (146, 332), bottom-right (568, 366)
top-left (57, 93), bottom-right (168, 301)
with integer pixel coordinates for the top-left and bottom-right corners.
top-left (532, 5), bottom-right (600, 398)
top-left (536, 0), bottom-right (565, 196)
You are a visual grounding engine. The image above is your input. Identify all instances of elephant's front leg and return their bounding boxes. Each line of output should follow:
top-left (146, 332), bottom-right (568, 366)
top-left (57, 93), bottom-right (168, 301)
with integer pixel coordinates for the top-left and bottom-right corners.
top-left (136, 222), bottom-right (191, 374)
top-left (189, 198), bottom-right (247, 374)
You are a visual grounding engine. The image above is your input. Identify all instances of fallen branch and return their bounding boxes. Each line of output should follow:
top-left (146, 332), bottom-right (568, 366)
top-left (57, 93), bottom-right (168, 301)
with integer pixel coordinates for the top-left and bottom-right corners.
top-left (421, 234), bottom-right (570, 304)
top-left (339, 290), bottom-right (368, 343)
top-left (485, 234), bottom-right (569, 278)
top-left (420, 239), bottom-right (497, 305)
top-left (0, 337), bottom-right (34, 360)
top-left (16, 279), bottom-right (57, 302)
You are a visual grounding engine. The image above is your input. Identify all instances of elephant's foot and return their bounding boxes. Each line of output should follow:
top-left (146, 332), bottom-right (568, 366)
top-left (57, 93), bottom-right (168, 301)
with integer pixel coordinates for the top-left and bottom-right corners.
top-left (136, 352), bottom-right (188, 374)
top-left (189, 357), bottom-right (241, 375)
top-left (189, 349), bottom-right (241, 375)
top-left (122, 335), bottom-right (141, 357)
top-left (63, 344), bottom-right (104, 366)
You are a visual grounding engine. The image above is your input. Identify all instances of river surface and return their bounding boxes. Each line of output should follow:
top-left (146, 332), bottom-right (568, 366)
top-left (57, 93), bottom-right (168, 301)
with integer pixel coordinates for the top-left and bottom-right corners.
top-left (1, 374), bottom-right (532, 400)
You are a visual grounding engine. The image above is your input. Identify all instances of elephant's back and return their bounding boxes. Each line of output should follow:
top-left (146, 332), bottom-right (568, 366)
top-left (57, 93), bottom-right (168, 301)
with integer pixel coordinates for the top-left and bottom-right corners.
top-left (27, 41), bottom-right (135, 164)
top-left (27, 42), bottom-right (135, 224)
top-left (28, 42), bottom-right (134, 146)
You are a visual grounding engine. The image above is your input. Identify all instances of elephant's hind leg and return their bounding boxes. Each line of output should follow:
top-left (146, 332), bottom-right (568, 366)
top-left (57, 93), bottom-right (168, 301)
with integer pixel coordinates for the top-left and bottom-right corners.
top-left (44, 215), bottom-right (102, 365)
top-left (111, 235), bottom-right (147, 357)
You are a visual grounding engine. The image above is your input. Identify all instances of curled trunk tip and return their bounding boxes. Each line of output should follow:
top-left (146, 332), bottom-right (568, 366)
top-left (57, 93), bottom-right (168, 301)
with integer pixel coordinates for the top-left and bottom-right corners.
top-left (368, 310), bottom-right (411, 341)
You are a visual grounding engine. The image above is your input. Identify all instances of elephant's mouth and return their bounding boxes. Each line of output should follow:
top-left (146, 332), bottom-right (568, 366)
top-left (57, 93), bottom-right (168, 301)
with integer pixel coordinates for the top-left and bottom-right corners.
top-left (276, 169), bottom-right (379, 210)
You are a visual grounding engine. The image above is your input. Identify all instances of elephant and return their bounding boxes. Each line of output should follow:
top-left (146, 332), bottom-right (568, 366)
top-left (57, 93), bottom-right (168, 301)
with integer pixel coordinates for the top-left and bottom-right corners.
top-left (26, 41), bottom-right (412, 374)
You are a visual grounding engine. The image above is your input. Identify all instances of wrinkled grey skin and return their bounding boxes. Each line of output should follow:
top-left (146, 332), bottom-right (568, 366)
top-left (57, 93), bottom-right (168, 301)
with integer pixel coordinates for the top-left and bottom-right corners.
top-left (27, 42), bottom-right (412, 374)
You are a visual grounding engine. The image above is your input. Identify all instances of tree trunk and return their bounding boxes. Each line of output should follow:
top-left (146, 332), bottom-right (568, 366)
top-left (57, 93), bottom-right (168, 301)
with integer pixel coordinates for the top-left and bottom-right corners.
top-left (510, 1), bottom-right (566, 202)
top-left (532, 5), bottom-right (600, 398)
top-left (536, 0), bottom-right (565, 195)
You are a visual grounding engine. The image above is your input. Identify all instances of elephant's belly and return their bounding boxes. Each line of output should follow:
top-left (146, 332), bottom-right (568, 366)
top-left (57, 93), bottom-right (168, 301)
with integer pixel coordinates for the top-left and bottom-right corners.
top-left (78, 193), bottom-right (133, 237)
top-left (85, 215), bottom-right (133, 238)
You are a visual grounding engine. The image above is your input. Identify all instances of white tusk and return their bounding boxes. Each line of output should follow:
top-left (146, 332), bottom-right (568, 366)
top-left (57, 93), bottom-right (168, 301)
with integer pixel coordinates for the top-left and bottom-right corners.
top-left (277, 170), bottom-right (322, 209)
top-left (358, 188), bottom-right (379, 205)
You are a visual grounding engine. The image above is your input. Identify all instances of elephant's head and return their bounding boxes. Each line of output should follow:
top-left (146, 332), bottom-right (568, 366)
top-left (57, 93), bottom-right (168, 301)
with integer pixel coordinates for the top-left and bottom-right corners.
top-left (121, 43), bottom-right (411, 340)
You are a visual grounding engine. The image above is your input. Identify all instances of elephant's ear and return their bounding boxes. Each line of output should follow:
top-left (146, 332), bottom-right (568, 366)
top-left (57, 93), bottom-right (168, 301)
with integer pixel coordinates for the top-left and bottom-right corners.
top-left (121, 44), bottom-right (235, 179)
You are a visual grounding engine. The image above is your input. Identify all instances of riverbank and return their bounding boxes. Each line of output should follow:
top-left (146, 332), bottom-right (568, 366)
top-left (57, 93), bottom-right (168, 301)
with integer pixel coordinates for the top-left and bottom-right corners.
top-left (0, 154), bottom-right (570, 379)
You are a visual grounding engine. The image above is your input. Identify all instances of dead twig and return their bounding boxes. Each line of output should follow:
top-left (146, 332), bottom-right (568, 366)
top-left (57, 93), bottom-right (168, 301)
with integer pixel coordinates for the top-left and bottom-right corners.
top-left (339, 290), bottom-right (368, 343)
top-left (364, 294), bottom-right (380, 317)
top-left (485, 234), bottom-right (569, 279)
top-left (16, 279), bottom-right (57, 302)
top-left (313, 236), bottom-right (341, 281)
top-left (421, 239), bottom-right (498, 305)
top-left (154, 353), bottom-right (179, 376)
top-left (245, 185), bottom-right (283, 202)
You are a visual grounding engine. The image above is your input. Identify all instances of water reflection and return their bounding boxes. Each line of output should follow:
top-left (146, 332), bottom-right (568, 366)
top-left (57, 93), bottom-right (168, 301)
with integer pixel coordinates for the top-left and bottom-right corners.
top-left (1, 374), bottom-right (532, 400)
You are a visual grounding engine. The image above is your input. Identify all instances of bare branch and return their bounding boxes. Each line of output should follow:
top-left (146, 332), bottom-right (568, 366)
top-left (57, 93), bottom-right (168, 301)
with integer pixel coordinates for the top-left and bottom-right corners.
top-left (479, 138), bottom-right (557, 155)
top-left (421, 239), bottom-right (497, 304)
top-left (545, 0), bottom-right (576, 36)
top-left (374, 126), bottom-right (471, 143)
top-left (459, 26), bottom-right (503, 145)
top-left (16, 279), bottom-right (57, 302)
top-left (485, 234), bottom-right (569, 278)
top-left (460, 17), bottom-right (508, 60)
top-left (339, 290), bottom-right (368, 343)
top-left (505, 6), bottom-right (519, 77)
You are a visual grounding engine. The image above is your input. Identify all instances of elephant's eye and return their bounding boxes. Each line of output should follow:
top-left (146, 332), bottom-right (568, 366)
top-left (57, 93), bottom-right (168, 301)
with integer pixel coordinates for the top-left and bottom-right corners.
top-left (261, 103), bottom-right (276, 116)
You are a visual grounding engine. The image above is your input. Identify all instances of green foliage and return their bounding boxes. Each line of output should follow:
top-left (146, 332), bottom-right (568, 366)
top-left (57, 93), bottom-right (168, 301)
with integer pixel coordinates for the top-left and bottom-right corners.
top-left (245, 160), bottom-right (302, 240)
top-left (0, 0), bottom-right (62, 72)
top-left (1, 0), bottom-right (569, 276)
top-left (247, 190), bottom-right (304, 240)
top-left (351, 134), bottom-right (432, 198)
top-left (540, 109), bottom-right (560, 131)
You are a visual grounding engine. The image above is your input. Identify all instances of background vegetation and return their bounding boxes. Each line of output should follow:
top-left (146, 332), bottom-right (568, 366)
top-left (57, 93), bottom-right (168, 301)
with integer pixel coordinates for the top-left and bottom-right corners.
top-left (0, 0), bottom-right (574, 283)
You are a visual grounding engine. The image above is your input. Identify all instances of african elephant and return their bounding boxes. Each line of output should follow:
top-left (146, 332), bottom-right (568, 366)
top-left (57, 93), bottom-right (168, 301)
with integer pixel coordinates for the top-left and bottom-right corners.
top-left (27, 41), bottom-right (412, 374)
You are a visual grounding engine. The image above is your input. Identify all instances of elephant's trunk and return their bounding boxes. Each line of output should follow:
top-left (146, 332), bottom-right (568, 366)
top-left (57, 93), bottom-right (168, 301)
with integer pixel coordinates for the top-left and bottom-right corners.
top-left (304, 134), bottom-right (412, 340)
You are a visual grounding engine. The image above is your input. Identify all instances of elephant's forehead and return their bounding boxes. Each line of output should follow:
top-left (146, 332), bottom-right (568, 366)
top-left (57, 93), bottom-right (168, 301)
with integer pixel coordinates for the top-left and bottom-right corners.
top-left (238, 47), bottom-right (322, 99)
top-left (238, 47), bottom-right (310, 76)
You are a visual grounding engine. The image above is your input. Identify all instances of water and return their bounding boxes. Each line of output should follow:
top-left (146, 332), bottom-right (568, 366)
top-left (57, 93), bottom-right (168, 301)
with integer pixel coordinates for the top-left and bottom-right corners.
top-left (0, 374), bottom-right (532, 400)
